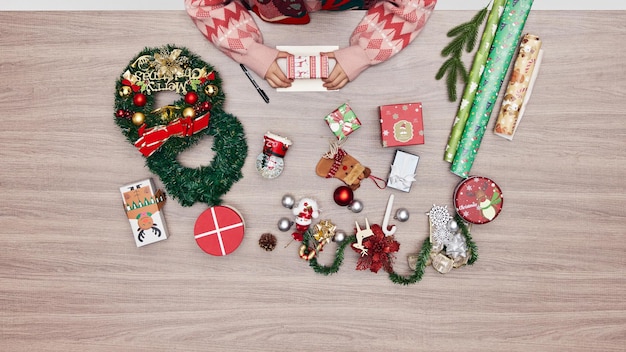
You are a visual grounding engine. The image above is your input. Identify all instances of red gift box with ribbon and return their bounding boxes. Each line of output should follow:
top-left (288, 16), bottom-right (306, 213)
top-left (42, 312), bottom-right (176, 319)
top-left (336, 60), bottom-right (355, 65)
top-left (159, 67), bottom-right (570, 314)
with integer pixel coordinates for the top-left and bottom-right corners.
top-left (194, 205), bottom-right (245, 256)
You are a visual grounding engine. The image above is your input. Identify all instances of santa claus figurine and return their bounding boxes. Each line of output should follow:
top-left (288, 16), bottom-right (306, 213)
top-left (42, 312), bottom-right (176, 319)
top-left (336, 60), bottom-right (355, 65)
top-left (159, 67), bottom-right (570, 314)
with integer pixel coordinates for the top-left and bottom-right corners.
top-left (291, 198), bottom-right (320, 241)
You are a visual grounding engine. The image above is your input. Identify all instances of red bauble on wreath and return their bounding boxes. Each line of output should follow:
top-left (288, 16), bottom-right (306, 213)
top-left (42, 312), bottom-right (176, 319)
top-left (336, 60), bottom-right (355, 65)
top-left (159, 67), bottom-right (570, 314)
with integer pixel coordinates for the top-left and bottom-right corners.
top-left (185, 91), bottom-right (199, 105)
top-left (133, 92), bottom-right (147, 107)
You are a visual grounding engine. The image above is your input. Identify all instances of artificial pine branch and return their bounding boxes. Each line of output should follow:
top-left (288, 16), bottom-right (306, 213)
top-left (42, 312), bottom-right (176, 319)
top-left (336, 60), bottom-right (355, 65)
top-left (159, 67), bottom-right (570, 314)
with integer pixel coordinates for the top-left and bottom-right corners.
top-left (456, 214), bottom-right (479, 265)
top-left (436, 4), bottom-right (489, 102)
top-left (388, 237), bottom-right (432, 285)
top-left (305, 229), bottom-right (356, 275)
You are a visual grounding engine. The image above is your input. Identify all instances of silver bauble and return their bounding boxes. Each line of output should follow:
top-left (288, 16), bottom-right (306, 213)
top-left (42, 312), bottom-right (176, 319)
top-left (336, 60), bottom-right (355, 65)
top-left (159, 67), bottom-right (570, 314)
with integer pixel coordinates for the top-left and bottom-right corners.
top-left (281, 194), bottom-right (296, 209)
top-left (347, 199), bottom-right (363, 213)
top-left (447, 219), bottom-right (459, 233)
top-left (394, 208), bottom-right (410, 222)
top-left (277, 217), bottom-right (293, 232)
top-left (333, 229), bottom-right (347, 243)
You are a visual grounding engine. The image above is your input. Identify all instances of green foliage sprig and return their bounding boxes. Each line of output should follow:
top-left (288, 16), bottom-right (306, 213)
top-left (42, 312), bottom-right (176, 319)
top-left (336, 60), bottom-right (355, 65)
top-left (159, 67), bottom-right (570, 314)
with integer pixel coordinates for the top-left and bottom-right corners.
top-left (436, 5), bottom-right (489, 102)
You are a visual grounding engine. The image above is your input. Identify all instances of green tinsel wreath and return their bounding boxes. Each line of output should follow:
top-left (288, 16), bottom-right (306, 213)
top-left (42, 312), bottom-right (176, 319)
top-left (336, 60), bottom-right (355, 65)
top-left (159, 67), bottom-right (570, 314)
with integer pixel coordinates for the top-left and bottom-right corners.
top-left (113, 45), bottom-right (247, 207)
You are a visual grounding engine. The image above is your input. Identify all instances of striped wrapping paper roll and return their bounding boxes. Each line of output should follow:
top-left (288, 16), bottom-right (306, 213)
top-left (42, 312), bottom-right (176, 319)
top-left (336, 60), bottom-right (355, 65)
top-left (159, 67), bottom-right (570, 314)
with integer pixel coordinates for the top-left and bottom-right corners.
top-left (451, 0), bottom-right (534, 178)
top-left (494, 34), bottom-right (543, 139)
top-left (443, 0), bottom-right (506, 163)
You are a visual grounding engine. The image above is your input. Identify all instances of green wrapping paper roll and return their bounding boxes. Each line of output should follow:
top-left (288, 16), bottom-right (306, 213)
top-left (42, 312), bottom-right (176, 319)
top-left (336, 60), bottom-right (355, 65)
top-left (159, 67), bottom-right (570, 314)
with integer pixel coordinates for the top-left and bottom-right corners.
top-left (451, 0), bottom-right (534, 178)
top-left (444, 0), bottom-right (506, 163)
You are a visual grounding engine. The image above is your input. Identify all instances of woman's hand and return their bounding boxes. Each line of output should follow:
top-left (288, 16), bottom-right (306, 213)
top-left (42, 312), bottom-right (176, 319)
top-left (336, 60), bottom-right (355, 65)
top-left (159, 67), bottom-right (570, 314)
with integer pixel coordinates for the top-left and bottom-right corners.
top-left (264, 51), bottom-right (293, 88)
top-left (321, 52), bottom-right (349, 90)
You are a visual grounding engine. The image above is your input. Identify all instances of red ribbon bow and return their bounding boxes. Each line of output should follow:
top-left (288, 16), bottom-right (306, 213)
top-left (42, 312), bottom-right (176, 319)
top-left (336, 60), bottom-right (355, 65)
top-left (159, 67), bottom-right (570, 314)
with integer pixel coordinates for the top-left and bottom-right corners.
top-left (134, 113), bottom-right (210, 157)
top-left (121, 79), bottom-right (141, 92)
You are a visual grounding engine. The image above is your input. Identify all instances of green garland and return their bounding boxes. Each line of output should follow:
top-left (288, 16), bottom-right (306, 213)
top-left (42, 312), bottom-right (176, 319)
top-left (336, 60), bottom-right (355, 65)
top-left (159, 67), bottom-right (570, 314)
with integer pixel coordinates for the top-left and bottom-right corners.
top-left (435, 5), bottom-right (489, 102)
top-left (113, 45), bottom-right (247, 207)
top-left (387, 238), bottom-right (432, 285)
top-left (457, 213), bottom-right (479, 265)
top-left (387, 213), bottom-right (478, 285)
top-left (306, 231), bottom-right (357, 275)
top-left (304, 213), bottom-right (479, 285)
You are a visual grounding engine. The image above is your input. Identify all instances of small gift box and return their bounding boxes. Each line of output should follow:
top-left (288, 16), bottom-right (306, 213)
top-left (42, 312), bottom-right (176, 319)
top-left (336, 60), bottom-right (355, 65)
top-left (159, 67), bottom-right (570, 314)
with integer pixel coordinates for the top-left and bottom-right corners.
top-left (324, 103), bottom-right (361, 140)
top-left (194, 205), bottom-right (245, 256)
top-left (120, 178), bottom-right (168, 247)
top-left (285, 54), bottom-right (332, 79)
top-left (387, 150), bottom-right (419, 192)
top-left (379, 102), bottom-right (424, 147)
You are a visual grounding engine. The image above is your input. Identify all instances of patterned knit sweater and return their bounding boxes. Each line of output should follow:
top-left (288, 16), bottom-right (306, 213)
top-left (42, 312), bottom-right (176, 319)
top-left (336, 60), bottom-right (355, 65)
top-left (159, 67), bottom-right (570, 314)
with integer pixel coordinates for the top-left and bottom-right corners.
top-left (185, 0), bottom-right (436, 81)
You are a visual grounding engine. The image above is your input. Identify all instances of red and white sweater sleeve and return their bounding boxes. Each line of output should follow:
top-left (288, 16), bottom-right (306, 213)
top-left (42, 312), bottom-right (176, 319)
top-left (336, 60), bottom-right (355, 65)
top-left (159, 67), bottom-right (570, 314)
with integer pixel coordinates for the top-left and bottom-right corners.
top-left (185, 0), bottom-right (279, 78)
top-left (334, 0), bottom-right (437, 81)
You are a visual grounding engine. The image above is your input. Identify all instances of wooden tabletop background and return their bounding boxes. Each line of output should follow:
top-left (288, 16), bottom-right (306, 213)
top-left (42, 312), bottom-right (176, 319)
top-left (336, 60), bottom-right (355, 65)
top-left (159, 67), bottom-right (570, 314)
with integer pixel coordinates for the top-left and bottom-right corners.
top-left (1, 9), bottom-right (624, 352)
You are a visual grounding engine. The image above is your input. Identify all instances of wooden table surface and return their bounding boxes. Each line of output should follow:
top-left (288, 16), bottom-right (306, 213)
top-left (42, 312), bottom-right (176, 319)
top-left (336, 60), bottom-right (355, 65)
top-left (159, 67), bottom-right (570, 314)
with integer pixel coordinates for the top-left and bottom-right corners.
top-left (1, 9), bottom-right (624, 352)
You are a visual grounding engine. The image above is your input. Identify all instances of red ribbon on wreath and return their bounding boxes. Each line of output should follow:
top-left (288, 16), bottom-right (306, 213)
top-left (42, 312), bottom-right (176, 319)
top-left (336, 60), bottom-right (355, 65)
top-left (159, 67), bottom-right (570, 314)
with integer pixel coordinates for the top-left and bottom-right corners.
top-left (121, 78), bottom-right (141, 92)
top-left (134, 113), bottom-right (210, 157)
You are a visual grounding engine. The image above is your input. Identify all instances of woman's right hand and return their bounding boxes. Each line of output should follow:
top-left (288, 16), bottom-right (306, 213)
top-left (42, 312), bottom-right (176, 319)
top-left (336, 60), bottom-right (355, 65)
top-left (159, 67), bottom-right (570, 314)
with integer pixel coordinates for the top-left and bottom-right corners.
top-left (264, 51), bottom-right (293, 88)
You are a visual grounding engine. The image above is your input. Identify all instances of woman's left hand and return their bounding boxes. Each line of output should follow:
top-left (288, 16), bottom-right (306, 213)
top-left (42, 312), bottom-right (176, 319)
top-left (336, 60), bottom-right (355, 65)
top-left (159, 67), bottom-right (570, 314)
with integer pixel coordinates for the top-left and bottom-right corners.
top-left (321, 52), bottom-right (349, 90)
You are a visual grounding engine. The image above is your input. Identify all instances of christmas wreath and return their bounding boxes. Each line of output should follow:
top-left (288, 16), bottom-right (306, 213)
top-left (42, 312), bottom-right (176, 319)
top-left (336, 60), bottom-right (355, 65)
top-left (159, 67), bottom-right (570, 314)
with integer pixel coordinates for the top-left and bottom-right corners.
top-left (114, 45), bottom-right (247, 206)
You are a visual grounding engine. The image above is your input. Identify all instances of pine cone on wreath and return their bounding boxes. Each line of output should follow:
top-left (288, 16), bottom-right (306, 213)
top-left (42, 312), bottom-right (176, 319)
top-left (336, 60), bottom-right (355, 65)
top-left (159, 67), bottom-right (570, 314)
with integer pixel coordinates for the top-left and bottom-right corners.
top-left (259, 233), bottom-right (277, 251)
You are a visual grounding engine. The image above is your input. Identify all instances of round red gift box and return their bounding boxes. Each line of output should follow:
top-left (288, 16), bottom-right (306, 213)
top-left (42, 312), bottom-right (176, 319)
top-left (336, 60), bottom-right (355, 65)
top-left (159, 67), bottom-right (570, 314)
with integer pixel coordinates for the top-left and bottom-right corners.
top-left (194, 205), bottom-right (245, 256)
top-left (453, 176), bottom-right (503, 224)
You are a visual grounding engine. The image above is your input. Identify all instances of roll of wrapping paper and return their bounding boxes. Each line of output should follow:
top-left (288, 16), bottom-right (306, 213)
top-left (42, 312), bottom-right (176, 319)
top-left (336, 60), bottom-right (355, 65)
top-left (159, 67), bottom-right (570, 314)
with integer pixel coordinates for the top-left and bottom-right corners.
top-left (451, 0), bottom-right (534, 178)
top-left (443, 0), bottom-right (506, 163)
top-left (494, 34), bottom-right (542, 140)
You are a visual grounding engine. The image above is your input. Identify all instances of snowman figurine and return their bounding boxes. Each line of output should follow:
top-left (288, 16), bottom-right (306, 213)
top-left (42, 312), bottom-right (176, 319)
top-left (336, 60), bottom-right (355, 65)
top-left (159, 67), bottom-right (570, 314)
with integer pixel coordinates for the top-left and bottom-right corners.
top-left (256, 131), bottom-right (292, 179)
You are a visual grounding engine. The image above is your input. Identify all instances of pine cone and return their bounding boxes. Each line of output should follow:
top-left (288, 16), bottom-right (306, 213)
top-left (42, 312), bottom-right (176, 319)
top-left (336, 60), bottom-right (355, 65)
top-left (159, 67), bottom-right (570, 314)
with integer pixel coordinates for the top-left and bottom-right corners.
top-left (259, 233), bottom-right (277, 251)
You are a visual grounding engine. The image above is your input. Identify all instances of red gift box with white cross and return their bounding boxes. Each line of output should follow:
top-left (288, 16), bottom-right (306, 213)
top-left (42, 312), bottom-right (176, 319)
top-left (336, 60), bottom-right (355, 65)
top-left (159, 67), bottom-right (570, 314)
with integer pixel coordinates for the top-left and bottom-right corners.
top-left (379, 102), bottom-right (425, 147)
top-left (194, 205), bottom-right (245, 256)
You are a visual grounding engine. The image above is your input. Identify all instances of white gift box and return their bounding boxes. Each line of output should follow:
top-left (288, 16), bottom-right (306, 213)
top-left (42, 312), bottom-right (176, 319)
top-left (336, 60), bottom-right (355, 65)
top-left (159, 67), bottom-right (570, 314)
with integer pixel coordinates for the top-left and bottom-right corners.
top-left (387, 150), bottom-right (420, 192)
